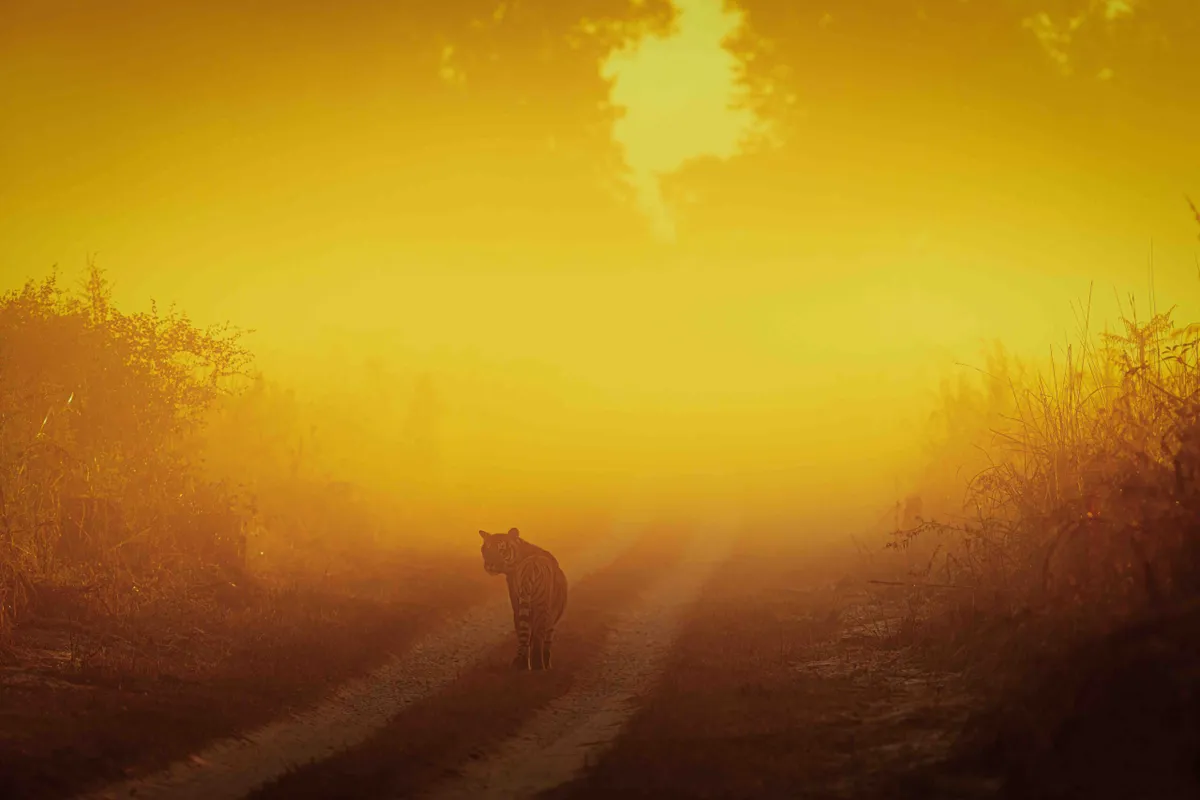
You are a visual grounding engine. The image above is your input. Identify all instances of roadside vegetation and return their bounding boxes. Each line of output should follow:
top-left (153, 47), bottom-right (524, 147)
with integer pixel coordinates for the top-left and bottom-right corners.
top-left (0, 264), bottom-right (487, 799)
top-left (889, 205), bottom-right (1200, 796)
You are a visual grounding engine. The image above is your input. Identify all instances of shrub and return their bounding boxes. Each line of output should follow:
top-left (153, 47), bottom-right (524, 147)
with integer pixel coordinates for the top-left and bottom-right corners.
top-left (897, 200), bottom-right (1200, 633)
top-left (0, 263), bottom-right (252, 635)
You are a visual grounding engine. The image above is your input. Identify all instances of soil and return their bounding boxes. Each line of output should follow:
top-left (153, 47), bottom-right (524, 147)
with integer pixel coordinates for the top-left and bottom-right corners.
top-left (0, 550), bottom-right (490, 800)
top-left (3, 531), bottom-right (1195, 800)
top-left (538, 542), bottom-right (996, 800)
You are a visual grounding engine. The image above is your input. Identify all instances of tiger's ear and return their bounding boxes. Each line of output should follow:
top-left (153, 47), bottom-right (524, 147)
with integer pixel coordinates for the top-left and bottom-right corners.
top-left (508, 527), bottom-right (520, 538)
top-left (479, 530), bottom-right (490, 541)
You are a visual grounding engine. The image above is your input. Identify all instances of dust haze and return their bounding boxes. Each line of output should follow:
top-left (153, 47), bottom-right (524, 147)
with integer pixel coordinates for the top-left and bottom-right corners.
top-left (2, 1), bottom-right (1199, 798)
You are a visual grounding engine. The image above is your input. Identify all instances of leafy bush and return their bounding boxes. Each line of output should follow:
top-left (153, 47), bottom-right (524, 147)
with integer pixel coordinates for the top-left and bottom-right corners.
top-left (0, 263), bottom-right (251, 635)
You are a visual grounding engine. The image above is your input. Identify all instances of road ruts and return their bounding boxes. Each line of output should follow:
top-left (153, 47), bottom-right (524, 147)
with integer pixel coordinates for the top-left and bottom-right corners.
top-left (415, 533), bottom-right (732, 800)
top-left (76, 528), bottom-right (646, 800)
top-left (246, 526), bottom-right (694, 800)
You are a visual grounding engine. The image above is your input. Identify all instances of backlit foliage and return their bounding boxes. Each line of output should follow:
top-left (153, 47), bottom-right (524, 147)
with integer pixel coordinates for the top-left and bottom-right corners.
top-left (902, 205), bottom-right (1200, 626)
top-left (0, 263), bottom-right (251, 633)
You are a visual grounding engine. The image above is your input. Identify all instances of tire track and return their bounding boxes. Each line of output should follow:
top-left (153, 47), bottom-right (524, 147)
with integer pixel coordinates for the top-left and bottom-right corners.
top-left (246, 526), bottom-right (691, 800)
top-left (416, 533), bottom-right (732, 800)
top-left (79, 529), bottom-right (645, 800)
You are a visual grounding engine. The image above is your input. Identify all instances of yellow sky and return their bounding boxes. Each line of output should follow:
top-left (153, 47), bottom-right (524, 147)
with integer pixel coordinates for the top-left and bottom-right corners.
top-left (2, 0), bottom-right (1199, 536)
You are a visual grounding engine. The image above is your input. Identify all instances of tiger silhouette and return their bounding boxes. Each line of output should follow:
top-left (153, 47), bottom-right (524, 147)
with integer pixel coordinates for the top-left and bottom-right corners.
top-left (478, 527), bottom-right (568, 670)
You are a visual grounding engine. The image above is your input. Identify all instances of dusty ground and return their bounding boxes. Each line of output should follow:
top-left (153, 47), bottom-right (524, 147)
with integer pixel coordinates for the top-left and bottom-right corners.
top-left (0, 550), bottom-right (491, 800)
top-left (539, 541), bottom-right (995, 800)
top-left (3, 530), bottom-right (1193, 800)
top-left (243, 527), bottom-right (691, 800)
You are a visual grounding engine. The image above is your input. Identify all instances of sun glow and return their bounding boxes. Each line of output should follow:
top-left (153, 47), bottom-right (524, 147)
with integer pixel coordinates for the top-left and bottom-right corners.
top-left (1, 1), bottom-right (1198, 544)
top-left (603, 0), bottom-right (757, 242)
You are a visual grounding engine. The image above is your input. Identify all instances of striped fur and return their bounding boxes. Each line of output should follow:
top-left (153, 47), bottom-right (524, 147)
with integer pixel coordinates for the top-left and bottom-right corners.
top-left (479, 527), bottom-right (569, 670)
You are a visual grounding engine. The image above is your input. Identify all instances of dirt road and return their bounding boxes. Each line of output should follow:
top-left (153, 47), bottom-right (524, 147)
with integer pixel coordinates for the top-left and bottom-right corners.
top-left (416, 534), bottom-right (731, 800)
top-left (75, 528), bottom-right (645, 800)
top-left (4, 530), bottom-right (1007, 800)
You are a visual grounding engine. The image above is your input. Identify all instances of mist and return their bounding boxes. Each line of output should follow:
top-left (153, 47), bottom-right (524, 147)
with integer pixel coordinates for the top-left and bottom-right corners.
top-left (4, 2), bottom-right (1200, 797)
top-left (2, 0), bottom-right (1198, 556)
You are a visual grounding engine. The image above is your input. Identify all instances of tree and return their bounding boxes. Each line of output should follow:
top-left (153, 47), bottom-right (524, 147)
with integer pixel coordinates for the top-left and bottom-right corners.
top-left (728, 0), bottom-right (1200, 135)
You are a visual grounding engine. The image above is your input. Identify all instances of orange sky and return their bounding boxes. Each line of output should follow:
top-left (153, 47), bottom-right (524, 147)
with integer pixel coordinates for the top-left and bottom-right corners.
top-left (3, 0), bottom-right (1199, 536)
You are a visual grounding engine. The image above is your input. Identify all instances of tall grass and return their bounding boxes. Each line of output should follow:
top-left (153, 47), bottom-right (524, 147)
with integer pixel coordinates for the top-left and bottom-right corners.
top-left (899, 212), bottom-right (1200, 636)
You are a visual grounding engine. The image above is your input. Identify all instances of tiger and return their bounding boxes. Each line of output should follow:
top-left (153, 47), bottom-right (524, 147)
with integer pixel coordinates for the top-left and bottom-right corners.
top-left (478, 527), bottom-right (569, 670)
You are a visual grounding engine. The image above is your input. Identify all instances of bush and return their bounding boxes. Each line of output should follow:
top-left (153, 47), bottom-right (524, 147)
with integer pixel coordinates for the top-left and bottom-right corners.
top-left (0, 263), bottom-right (252, 636)
top-left (897, 200), bottom-right (1200, 633)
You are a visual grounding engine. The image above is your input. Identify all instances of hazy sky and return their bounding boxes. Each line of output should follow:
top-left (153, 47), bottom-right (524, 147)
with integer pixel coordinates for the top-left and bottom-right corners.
top-left (3, 0), bottom-right (1199, 531)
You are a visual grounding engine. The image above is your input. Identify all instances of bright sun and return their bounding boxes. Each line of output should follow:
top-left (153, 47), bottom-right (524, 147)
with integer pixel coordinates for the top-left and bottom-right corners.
top-left (602, 0), bottom-right (758, 243)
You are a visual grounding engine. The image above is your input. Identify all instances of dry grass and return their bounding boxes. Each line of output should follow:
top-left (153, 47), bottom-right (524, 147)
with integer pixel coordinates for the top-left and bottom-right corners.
top-left (895, 284), bottom-right (1200, 635)
top-left (882, 206), bottom-right (1200, 797)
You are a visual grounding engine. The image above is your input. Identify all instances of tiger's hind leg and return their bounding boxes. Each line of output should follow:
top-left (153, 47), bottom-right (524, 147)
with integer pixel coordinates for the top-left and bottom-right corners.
top-left (512, 595), bottom-right (532, 670)
top-left (530, 633), bottom-right (546, 670)
top-left (540, 625), bottom-right (555, 670)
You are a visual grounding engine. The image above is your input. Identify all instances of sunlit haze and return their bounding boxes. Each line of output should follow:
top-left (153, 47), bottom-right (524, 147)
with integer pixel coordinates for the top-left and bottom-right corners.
top-left (3, 0), bottom-right (1199, 543)
top-left (603, 0), bottom-right (756, 241)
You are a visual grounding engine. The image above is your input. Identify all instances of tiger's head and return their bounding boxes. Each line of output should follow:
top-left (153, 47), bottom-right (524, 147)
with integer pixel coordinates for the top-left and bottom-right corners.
top-left (479, 527), bottom-right (522, 575)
